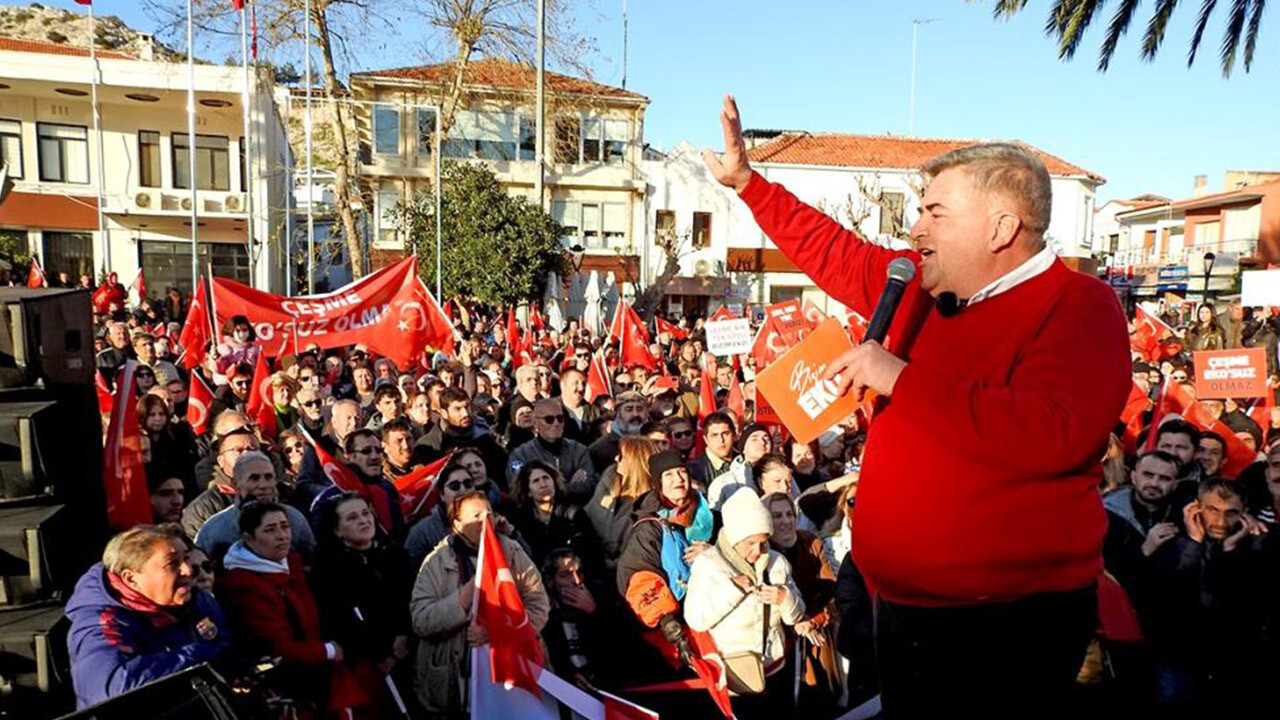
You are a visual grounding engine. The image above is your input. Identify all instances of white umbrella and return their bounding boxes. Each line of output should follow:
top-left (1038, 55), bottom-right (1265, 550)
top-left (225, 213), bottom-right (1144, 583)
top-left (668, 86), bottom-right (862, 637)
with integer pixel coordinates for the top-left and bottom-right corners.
top-left (543, 271), bottom-right (566, 333)
top-left (567, 271), bottom-right (586, 321)
top-left (602, 271), bottom-right (620, 325)
top-left (582, 271), bottom-right (604, 338)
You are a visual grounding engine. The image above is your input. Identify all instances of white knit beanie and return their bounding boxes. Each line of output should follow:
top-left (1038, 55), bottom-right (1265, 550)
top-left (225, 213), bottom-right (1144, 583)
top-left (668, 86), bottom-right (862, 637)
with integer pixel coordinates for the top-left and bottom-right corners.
top-left (720, 490), bottom-right (773, 547)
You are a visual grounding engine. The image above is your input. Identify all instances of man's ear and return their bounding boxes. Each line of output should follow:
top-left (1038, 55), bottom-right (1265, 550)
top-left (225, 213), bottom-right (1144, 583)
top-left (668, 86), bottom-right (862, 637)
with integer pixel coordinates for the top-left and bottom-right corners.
top-left (986, 211), bottom-right (1023, 254)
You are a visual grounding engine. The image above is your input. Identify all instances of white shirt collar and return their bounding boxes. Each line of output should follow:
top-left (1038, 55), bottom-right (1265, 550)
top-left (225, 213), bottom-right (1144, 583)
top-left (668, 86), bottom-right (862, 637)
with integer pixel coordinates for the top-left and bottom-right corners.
top-left (965, 245), bottom-right (1057, 307)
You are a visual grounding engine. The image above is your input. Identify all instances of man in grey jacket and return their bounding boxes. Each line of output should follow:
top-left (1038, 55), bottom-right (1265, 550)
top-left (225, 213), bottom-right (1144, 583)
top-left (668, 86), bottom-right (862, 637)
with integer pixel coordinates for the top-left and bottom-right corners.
top-left (507, 398), bottom-right (597, 503)
top-left (194, 451), bottom-right (315, 565)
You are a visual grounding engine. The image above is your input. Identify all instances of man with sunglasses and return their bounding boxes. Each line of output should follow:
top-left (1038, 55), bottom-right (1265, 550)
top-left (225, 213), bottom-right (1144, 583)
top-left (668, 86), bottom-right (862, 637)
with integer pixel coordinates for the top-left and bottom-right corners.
top-left (312, 429), bottom-right (405, 539)
top-left (292, 386), bottom-right (326, 438)
top-left (507, 398), bottom-right (596, 503)
top-left (210, 362), bottom-right (253, 420)
top-left (194, 450), bottom-right (316, 564)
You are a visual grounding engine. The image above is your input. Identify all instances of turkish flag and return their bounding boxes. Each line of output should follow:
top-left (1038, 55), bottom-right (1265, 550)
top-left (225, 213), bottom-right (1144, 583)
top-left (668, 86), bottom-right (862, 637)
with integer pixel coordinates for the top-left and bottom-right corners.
top-left (26, 258), bottom-right (46, 289)
top-left (802, 299), bottom-right (829, 329)
top-left (102, 362), bottom-right (150, 530)
top-left (245, 350), bottom-right (276, 440)
top-left (726, 371), bottom-right (745, 424)
top-left (609, 301), bottom-right (649, 345)
top-left (708, 306), bottom-right (737, 322)
top-left (529, 303), bottom-right (545, 332)
top-left (187, 372), bottom-right (215, 435)
top-left (1147, 380), bottom-right (1256, 476)
top-left (299, 428), bottom-right (396, 531)
top-left (751, 315), bottom-right (786, 367)
top-left (368, 277), bottom-right (455, 367)
top-left (1119, 382), bottom-right (1152, 456)
top-left (1131, 305), bottom-right (1174, 362)
top-left (475, 514), bottom-right (544, 698)
top-left (585, 350), bottom-right (611, 403)
top-left (178, 277), bottom-right (212, 370)
top-left (620, 311), bottom-right (658, 371)
top-left (394, 452), bottom-right (452, 525)
top-left (130, 270), bottom-right (146, 301)
top-left (94, 370), bottom-right (113, 417)
top-left (506, 306), bottom-right (520, 353)
top-left (656, 316), bottom-right (688, 340)
top-left (152, 322), bottom-right (168, 338)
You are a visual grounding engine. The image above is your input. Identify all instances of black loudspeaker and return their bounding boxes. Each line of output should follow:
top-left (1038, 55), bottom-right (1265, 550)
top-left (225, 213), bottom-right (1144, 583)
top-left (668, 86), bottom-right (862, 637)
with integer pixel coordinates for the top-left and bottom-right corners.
top-left (0, 289), bottom-right (94, 390)
top-left (0, 601), bottom-right (69, 717)
top-left (52, 664), bottom-right (242, 720)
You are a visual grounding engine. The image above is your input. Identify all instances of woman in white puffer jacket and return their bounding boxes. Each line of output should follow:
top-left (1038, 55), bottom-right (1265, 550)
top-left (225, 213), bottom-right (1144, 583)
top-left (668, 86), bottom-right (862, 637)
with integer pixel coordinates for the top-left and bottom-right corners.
top-left (684, 490), bottom-right (805, 718)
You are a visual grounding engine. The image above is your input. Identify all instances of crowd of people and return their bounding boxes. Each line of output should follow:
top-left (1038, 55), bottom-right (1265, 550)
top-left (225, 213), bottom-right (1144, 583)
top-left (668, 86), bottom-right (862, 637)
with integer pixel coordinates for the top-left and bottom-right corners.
top-left (68, 292), bottom-right (870, 720)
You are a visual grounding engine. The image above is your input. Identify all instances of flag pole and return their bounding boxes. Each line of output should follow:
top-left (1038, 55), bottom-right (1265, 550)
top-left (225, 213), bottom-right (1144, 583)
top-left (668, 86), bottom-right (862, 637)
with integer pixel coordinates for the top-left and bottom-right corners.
top-left (87, 1), bottom-right (109, 275)
top-left (240, 0), bottom-right (255, 287)
top-left (304, 0), bottom-right (316, 293)
top-left (186, 0), bottom-right (199, 293)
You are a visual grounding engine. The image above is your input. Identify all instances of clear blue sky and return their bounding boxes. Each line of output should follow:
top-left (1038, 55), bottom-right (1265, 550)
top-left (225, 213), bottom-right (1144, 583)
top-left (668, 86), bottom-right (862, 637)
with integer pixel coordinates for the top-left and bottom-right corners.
top-left (40, 0), bottom-right (1280, 202)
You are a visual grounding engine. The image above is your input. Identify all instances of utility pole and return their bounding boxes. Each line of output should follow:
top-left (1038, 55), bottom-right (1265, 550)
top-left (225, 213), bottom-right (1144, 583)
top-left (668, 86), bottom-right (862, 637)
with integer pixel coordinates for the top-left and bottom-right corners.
top-left (622, 0), bottom-right (628, 89)
top-left (909, 18), bottom-right (939, 136)
top-left (534, 0), bottom-right (546, 211)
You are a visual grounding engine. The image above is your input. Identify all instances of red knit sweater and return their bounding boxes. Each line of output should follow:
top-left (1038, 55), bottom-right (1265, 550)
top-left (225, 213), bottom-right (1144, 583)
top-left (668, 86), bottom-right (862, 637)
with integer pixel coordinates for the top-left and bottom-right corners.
top-left (740, 172), bottom-right (1131, 607)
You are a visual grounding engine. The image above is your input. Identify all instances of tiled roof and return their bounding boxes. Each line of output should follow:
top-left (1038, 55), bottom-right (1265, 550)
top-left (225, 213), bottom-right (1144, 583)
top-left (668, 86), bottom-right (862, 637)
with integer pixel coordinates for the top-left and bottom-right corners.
top-left (0, 35), bottom-right (134, 60)
top-left (747, 132), bottom-right (1104, 182)
top-left (354, 58), bottom-right (647, 101)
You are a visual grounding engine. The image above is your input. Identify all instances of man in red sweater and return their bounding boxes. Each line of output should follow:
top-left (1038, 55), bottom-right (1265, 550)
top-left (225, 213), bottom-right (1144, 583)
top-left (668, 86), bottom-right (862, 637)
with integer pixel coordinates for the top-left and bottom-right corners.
top-left (705, 96), bottom-right (1130, 717)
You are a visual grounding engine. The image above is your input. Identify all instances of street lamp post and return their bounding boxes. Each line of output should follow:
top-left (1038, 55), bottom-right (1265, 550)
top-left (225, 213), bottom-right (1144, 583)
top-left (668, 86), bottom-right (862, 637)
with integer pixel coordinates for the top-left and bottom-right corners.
top-left (569, 243), bottom-right (586, 274)
top-left (1202, 251), bottom-right (1217, 302)
top-left (909, 18), bottom-right (940, 136)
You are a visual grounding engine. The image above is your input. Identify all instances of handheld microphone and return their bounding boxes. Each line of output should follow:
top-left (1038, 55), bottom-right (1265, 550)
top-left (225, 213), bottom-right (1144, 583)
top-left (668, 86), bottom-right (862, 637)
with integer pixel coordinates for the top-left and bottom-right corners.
top-left (863, 258), bottom-right (916, 345)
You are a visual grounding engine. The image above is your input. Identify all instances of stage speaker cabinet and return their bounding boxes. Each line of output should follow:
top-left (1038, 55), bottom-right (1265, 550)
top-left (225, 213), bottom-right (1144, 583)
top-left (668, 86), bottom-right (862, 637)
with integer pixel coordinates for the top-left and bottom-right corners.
top-left (0, 601), bottom-right (68, 714)
top-left (0, 289), bottom-right (94, 390)
top-left (53, 663), bottom-right (242, 720)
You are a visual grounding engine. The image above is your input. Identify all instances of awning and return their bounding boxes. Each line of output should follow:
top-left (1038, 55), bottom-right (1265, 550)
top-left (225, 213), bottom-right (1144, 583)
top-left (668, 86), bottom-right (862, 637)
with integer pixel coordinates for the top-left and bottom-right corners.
top-left (0, 191), bottom-right (98, 231)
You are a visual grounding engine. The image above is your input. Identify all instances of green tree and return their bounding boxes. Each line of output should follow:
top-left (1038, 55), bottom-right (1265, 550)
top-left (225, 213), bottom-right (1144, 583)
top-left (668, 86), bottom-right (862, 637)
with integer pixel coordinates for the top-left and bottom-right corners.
top-left (980, 0), bottom-right (1269, 76)
top-left (397, 162), bottom-right (566, 305)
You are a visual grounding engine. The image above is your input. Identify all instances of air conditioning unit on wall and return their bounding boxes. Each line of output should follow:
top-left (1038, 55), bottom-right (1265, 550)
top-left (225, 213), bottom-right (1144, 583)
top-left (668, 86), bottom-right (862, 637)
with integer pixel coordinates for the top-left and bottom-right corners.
top-left (225, 195), bottom-right (243, 212)
top-left (694, 259), bottom-right (711, 277)
top-left (133, 192), bottom-right (155, 209)
top-left (180, 197), bottom-right (193, 211)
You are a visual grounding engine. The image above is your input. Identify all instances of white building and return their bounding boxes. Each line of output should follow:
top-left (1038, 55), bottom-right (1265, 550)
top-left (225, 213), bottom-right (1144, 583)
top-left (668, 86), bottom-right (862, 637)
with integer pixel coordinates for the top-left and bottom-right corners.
top-left (0, 36), bottom-right (290, 294)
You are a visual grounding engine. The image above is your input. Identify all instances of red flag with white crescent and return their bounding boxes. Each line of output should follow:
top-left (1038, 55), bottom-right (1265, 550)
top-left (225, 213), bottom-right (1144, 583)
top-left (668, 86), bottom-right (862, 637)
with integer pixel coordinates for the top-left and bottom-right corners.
top-left (475, 514), bottom-right (544, 698)
top-left (26, 257), bottom-right (47, 289)
top-left (697, 357), bottom-right (717, 423)
top-left (102, 362), bottom-right (150, 530)
top-left (656, 316), bottom-right (687, 340)
top-left (187, 372), bottom-right (215, 435)
top-left (585, 349), bottom-right (611, 403)
top-left (245, 350), bottom-right (276, 440)
top-left (95, 370), bottom-right (114, 417)
top-left (370, 276), bottom-right (455, 367)
top-left (1131, 305), bottom-right (1174, 362)
top-left (394, 451), bottom-right (452, 525)
top-left (178, 277), bottom-right (212, 370)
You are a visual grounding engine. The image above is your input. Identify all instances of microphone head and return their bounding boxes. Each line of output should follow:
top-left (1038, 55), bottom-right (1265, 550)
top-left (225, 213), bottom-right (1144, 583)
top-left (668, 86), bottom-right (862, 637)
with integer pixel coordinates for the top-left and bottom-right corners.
top-left (887, 257), bottom-right (917, 284)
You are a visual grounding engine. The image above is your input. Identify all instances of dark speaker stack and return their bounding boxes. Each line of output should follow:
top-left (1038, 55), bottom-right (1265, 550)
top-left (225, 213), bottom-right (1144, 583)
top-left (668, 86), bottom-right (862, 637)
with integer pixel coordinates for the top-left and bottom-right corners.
top-left (0, 289), bottom-right (107, 718)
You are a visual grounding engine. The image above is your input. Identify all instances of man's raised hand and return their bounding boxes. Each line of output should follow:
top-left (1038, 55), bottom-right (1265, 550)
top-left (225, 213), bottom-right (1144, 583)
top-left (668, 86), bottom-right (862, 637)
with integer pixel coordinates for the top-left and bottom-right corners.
top-left (702, 95), bottom-right (753, 193)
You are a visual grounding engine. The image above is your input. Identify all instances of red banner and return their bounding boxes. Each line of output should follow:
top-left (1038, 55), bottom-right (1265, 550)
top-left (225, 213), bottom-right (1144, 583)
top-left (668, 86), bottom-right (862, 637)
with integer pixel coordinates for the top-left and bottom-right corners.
top-left (211, 257), bottom-right (454, 365)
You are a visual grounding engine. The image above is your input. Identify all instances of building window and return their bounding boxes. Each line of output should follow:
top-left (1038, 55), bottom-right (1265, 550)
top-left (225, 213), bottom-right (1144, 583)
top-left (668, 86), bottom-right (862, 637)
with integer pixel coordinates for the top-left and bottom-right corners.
top-left (443, 111), bottom-right (517, 161)
top-left (582, 118), bottom-right (602, 163)
top-left (0, 119), bottom-right (22, 179)
top-left (518, 115), bottom-right (536, 162)
top-left (552, 200), bottom-right (580, 247)
top-left (373, 104), bottom-right (399, 156)
top-left (140, 240), bottom-right (248, 295)
top-left (581, 202), bottom-right (601, 249)
top-left (692, 212), bottom-right (712, 249)
top-left (42, 231), bottom-right (93, 279)
top-left (655, 210), bottom-right (676, 246)
top-left (554, 117), bottom-right (580, 164)
top-left (376, 187), bottom-right (401, 248)
top-left (37, 123), bottom-right (89, 184)
top-left (173, 134), bottom-right (230, 191)
top-left (603, 119), bottom-right (627, 165)
top-left (603, 203), bottom-right (627, 248)
top-left (238, 136), bottom-right (247, 192)
top-left (138, 131), bottom-right (161, 188)
top-left (416, 108), bottom-right (437, 156)
top-left (1194, 221), bottom-right (1220, 249)
top-left (879, 191), bottom-right (905, 236)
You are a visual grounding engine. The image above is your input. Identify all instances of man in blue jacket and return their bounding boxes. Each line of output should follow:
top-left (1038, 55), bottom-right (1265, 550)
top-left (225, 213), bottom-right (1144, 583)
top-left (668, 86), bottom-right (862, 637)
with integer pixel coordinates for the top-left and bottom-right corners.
top-left (66, 525), bottom-right (230, 709)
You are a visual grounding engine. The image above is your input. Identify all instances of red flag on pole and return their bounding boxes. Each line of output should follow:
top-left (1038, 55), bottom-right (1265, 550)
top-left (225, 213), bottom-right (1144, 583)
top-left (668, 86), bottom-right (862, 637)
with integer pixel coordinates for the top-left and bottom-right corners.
top-left (231, 0), bottom-right (244, 9)
top-left (1119, 382), bottom-right (1152, 457)
top-left (102, 362), bottom-right (150, 530)
top-left (95, 370), bottom-right (113, 417)
top-left (299, 428), bottom-right (397, 531)
top-left (656, 316), bottom-right (688, 340)
top-left (609, 301), bottom-right (650, 345)
top-left (697, 357), bottom-right (717, 423)
top-left (178, 277), bottom-right (212, 370)
top-left (245, 350), bottom-right (276, 439)
top-left (474, 515), bottom-right (545, 697)
top-left (394, 452), bottom-right (452, 525)
top-left (1131, 305), bottom-right (1174, 362)
top-left (726, 371), bottom-right (745, 425)
top-left (801, 298), bottom-right (829, 329)
top-left (74, 0), bottom-right (91, 5)
top-left (129, 270), bottom-right (146, 301)
top-left (620, 308), bottom-right (658, 371)
top-left (187, 372), bottom-right (215, 435)
top-left (585, 350), bottom-right (611, 403)
top-left (1145, 380), bottom-right (1256, 476)
top-left (26, 257), bottom-right (47, 289)
top-left (708, 306), bottom-right (736, 322)
top-left (367, 277), bottom-right (456, 366)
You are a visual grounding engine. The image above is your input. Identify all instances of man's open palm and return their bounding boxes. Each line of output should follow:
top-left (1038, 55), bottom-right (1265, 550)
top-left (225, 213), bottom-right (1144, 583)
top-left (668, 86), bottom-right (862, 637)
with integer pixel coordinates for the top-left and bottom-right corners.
top-left (702, 95), bottom-right (753, 193)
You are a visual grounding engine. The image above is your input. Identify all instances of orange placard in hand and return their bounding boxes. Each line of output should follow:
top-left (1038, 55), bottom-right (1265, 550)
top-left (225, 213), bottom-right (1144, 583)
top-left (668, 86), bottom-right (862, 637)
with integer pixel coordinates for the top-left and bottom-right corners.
top-left (755, 318), bottom-right (863, 444)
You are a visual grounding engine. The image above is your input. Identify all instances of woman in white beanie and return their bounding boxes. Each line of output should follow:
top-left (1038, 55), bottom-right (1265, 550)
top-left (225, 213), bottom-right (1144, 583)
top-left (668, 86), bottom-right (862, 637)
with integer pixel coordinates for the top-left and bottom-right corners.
top-left (684, 489), bottom-right (805, 718)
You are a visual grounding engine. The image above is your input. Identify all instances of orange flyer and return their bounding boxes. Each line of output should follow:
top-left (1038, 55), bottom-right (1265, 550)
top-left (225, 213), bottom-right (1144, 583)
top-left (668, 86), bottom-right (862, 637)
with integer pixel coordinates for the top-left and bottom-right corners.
top-left (755, 318), bottom-right (863, 444)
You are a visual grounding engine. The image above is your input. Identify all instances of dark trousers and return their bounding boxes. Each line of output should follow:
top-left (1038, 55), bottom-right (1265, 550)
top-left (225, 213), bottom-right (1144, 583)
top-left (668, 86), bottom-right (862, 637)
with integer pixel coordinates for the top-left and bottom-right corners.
top-left (874, 584), bottom-right (1096, 720)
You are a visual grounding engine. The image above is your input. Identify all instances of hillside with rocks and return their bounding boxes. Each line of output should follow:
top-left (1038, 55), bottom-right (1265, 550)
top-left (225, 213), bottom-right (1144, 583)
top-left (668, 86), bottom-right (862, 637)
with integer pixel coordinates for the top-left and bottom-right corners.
top-left (0, 2), bottom-right (184, 60)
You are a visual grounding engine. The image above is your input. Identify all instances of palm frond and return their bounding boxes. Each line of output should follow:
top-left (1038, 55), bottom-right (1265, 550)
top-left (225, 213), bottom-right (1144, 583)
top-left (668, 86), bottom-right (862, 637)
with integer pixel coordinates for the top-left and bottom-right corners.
top-left (1187, 0), bottom-right (1219, 67)
top-left (1141, 0), bottom-right (1182, 60)
top-left (1219, 0), bottom-right (1251, 74)
top-left (990, 0), bottom-right (1034, 19)
top-left (1044, 0), bottom-right (1081, 36)
top-left (1243, 0), bottom-right (1266, 70)
top-left (1057, 0), bottom-right (1108, 60)
top-left (1099, 0), bottom-right (1143, 70)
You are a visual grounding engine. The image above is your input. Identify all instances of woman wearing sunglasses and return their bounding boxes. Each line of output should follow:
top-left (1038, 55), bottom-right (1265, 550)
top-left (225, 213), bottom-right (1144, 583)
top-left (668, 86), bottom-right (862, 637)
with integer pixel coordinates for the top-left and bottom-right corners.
top-left (507, 460), bottom-right (599, 572)
top-left (403, 463), bottom-right (479, 569)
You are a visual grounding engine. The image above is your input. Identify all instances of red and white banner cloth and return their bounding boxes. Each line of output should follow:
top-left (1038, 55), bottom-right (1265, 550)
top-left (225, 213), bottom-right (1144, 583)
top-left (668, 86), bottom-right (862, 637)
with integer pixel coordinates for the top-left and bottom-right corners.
top-left (211, 256), bottom-right (454, 365)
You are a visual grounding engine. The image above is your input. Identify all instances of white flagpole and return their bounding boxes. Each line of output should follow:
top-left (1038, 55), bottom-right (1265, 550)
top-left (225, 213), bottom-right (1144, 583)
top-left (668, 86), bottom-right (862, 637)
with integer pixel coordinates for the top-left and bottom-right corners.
top-left (304, 0), bottom-right (315, 293)
top-left (186, 0), bottom-right (199, 292)
top-left (88, 2), bottom-right (109, 274)
top-left (240, 1), bottom-right (255, 286)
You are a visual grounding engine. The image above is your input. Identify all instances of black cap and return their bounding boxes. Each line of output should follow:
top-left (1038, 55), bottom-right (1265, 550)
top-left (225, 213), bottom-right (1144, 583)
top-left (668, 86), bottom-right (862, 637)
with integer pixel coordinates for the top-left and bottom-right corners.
top-left (648, 449), bottom-right (685, 481)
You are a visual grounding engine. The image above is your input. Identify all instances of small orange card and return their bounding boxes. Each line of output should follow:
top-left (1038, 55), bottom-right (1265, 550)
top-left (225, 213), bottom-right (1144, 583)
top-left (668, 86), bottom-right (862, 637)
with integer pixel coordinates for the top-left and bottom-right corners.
top-left (755, 318), bottom-right (863, 444)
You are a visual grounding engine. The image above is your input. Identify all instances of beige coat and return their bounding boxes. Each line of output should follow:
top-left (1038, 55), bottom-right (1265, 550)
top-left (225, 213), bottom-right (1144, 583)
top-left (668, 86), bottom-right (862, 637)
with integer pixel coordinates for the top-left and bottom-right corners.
top-left (409, 533), bottom-right (550, 715)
